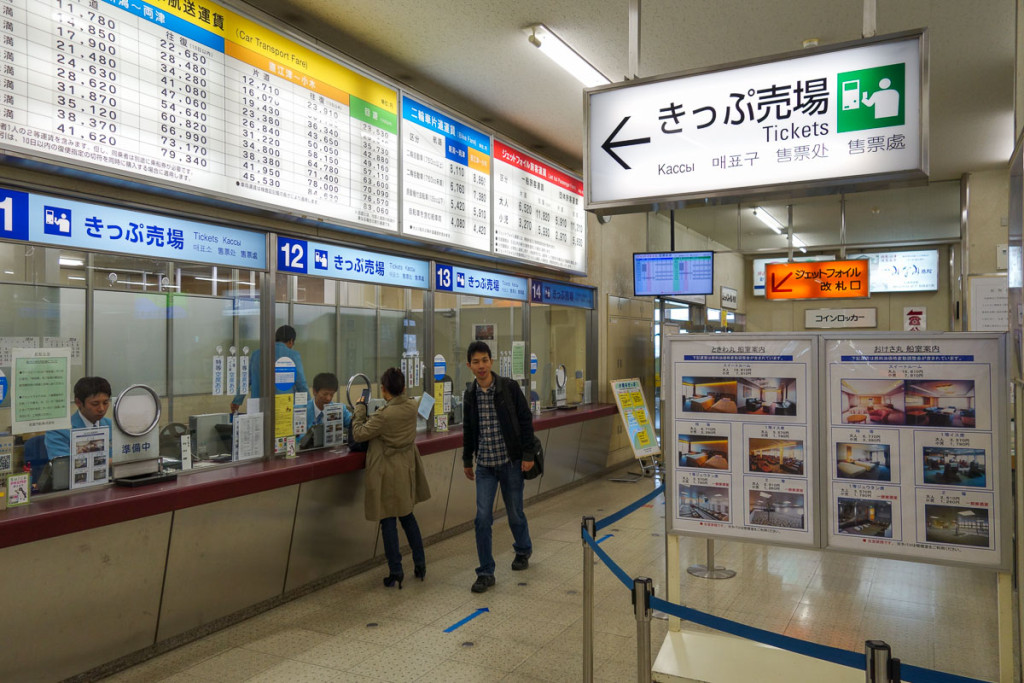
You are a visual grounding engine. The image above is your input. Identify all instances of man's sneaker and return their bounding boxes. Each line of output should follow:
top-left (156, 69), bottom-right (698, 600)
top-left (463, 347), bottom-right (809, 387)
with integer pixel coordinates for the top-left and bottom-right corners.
top-left (511, 554), bottom-right (530, 571)
top-left (471, 575), bottom-right (495, 593)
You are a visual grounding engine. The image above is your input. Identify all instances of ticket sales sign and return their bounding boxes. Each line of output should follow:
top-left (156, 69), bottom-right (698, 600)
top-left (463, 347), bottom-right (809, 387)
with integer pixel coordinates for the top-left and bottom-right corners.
top-left (586, 31), bottom-right (926, 211)
top-left (765, 260), bottom-right (870, 300)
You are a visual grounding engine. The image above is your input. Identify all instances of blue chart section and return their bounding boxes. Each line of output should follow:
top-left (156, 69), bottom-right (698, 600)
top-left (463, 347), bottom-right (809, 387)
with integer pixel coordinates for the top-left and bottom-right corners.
top-left (101, 0), bottom-right (226, 51)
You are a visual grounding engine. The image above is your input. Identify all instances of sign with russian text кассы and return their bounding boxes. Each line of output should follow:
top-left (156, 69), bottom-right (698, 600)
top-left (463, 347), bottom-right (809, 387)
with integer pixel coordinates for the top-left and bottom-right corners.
top-left (765, 260), bottom-right (870, 301)
top-left (586, 31), bottom-right (926, 211)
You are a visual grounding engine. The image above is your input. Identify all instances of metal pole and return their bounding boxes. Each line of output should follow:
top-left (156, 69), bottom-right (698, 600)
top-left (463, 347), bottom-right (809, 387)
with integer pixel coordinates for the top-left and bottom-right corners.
top-left (582, 516), bottom-right (596, 683)
top-left (864, 640), bottom-right (891, 683)
top-left (687, 539), bottom-right (736, 579)
top-left (632, 577), bottom-right (653, 683)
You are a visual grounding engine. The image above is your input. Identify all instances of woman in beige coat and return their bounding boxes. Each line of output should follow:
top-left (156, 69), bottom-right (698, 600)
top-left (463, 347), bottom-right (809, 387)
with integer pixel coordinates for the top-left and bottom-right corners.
top-left (352, 367), bottom-right (431, 589)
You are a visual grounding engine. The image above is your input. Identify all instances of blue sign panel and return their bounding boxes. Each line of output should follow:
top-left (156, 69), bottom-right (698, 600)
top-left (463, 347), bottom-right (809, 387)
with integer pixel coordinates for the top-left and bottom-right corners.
top-left (403, 98), bottom-right (491, 156)
top-left (277, 236), bottom-right (430, 289)
top-left (529, 279), bottom-right (596, 309)
top-left (434, 262), bottom-right (528, 301)
top-left (274, 356), bottom-right (297, 392)
top-left (0, 186), bottom-right (267, 269)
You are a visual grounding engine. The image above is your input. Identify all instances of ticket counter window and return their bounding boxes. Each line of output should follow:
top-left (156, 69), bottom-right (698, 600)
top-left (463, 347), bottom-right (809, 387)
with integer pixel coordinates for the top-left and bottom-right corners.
top-left (433, 292), bottom-right (524, 426)
top-left (0, 245), bottom-right (264, 492)
top-left (530, 303), bottom-right (589, 409)
top-left (276, 274), bottom-right (427, 445)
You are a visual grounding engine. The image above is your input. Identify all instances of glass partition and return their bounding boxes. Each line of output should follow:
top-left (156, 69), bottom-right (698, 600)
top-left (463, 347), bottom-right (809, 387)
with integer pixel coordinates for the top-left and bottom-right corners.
top-left (434, 292), bottom-right (525, 426)
top-left (0, 244), bottom-right (264, 493)
top-left (530, 304), bottom-right (589, 408)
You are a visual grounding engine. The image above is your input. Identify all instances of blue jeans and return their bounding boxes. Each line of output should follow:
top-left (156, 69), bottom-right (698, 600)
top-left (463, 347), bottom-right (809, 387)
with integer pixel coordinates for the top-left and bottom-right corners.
top-left (380, 513), bottom-right (425, 576)
top-left (475, 460), bottom-right (532, 576)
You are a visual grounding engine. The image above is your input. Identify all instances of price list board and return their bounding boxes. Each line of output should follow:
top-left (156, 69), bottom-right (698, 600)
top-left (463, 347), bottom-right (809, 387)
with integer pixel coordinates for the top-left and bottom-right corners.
top-left (0, 0), bottom-right (399, 232)
top-left (401, 96), bottom-right (490, 251)
top-left (824, 334), bottom-right (1008, 568)
top-left (492, 141), bottom-right (585, 273)
top-left (664, 334), bottom-right (819, 548)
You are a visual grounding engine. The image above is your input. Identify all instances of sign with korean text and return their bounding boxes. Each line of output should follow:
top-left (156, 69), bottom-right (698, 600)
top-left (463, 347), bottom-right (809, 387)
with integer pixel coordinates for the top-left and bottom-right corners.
top-left (402, 97), bottom-right (491, 251)
top-left (663, 334), bottom-right (819, 548)
top-left (610, 378), bottom-right (660, 459)
top-left (765, 259), bottom-right (870, 300)
top-left (493, 141), bottom-right (586, 273)
top-left (805, 308), bottom-right (877, 329)
top-left (0, 187), bottom-right (267, 269)
top-left (824, 334), bottom-right (1008, 569)
top-left (277, 236), bottom-right (429, 289)
top-left (529, 279), bottom-right (595, 309)
top-left (433, 262), bottom-right (528, 301)
top-left (587, 32), bottom-right (925, 210)
top-left (0, 0), bottom-right (399, 233)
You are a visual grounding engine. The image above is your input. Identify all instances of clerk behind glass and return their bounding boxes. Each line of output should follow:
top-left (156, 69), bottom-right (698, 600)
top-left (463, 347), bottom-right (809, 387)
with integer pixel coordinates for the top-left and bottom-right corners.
top-left (307, 372), bottom-right (352, 428)
top-left (44, 376), bottom-right (113, 458)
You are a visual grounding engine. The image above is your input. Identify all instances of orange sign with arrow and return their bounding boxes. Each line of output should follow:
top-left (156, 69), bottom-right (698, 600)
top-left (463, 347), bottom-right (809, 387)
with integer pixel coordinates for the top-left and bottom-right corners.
top-left (765, 259), bottom-right (870, 300)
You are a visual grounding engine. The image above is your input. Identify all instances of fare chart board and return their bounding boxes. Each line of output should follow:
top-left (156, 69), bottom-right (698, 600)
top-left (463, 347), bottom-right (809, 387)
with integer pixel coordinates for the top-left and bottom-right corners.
top-left (401, 96), bottom-right (490, 251)
top-left (493, 141), bottom-right (586, 273)
top-left (0, 0), bottom-right (400, 232)
top-left (666, 335), bottom-right (818, 548)
top-left (825, 334), bottom-right (1008, 568)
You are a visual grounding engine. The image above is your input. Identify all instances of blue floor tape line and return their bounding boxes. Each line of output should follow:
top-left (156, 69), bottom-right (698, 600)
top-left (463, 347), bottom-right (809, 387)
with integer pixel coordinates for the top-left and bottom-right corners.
top-left (594, 482), bottom-right (664, 531)
top-left (584, 487), bottom-right (990, 683)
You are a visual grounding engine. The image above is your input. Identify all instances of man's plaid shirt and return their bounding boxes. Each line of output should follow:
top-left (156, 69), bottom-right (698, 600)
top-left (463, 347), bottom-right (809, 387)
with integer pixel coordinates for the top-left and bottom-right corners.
top-left (474, 381), bottom-right (509, 467)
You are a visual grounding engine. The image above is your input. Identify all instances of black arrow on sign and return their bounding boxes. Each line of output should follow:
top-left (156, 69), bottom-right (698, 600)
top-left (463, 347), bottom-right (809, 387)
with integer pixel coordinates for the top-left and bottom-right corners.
top-left (601, 116), bottom-right (650, 170)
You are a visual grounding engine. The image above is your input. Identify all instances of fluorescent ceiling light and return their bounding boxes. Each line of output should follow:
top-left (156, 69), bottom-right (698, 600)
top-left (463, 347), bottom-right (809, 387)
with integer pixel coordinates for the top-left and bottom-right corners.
top-left (754, 207), bottom-right (785, 234)
top-left (58, 256), bottom-right (84, 267)
top-left (68, 276), bottom-right (85, 281)
top-left (791, 235), bottom-right (808, 254)
top-left (526, 24), bottom-right (610, 88)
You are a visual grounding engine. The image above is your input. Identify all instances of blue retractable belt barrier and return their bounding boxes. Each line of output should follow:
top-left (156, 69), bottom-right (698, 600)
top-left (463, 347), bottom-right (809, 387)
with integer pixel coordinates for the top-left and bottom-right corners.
top-left (584, 485), bottom-right (991, 683)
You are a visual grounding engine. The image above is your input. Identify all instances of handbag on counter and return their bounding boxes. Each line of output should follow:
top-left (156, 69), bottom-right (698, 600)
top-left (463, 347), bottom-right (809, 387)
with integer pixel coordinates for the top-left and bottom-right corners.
top-left (522, 435), bottom-right (544, 480)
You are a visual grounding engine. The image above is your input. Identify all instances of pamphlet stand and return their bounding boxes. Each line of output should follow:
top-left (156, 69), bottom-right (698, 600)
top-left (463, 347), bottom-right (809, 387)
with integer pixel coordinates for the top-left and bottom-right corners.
top-left (686, 539), bottom-right (735, 580)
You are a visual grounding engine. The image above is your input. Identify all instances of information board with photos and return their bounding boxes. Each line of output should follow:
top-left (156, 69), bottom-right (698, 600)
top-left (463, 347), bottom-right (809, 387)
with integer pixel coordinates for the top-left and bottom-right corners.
top-left (664, 334), bottom-right (818, 547)
top-left (824, 334), bottom-right (1008, 568)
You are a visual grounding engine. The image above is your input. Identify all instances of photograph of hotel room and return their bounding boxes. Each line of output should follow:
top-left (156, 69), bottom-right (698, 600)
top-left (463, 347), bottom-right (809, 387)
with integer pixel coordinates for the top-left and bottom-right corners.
top-left (748, 437), bottom-right (804, 475)
top-left (680, 376), bottom-right (797, 415)
top-left (923, 447), bottom-right (986, 487)
top-left (836, 442), bottom-right (892, 481)
top-left (677, 435), bottom-right (729, 469)
top-left (678, 485), bottom-right (730, 522)
top-left (837, 497), bottom-right (893, 537)
top-left (748, 490), bottom-right (805, 529)
top-left (925, 505), bottom-right (990, 547)
top-left (904, 380), bottom-right (976, 428)
top-left (839, 379), bottom-right (906, 425)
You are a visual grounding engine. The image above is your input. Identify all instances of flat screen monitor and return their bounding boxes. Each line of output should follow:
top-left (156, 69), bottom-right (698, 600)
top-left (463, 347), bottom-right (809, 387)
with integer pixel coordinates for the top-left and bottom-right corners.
top-left (633, 251), bottom-right (714, 297)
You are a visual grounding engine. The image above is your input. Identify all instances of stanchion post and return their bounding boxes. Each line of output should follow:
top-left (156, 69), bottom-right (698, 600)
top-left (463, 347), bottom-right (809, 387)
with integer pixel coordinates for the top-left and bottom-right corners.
top-left (864, 640), bottom-right (891, 683)
top-left (632, 577), bottom-right (653, 683)
top-left (582, 516), bottom-right (596, 683)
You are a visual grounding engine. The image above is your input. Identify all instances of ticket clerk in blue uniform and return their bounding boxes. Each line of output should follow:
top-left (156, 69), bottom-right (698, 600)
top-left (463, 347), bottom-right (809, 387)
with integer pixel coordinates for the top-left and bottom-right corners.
top-left (44, 376), bottom-right (113, 459)
top-left (230, 324), bottom-right (308, 412)
top-left (307, 372), bottom-right (352, 428)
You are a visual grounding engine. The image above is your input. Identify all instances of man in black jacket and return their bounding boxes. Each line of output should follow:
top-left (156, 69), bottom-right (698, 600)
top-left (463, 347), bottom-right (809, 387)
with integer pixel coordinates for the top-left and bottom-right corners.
top-left (463, 341), bottom-right (535, 593)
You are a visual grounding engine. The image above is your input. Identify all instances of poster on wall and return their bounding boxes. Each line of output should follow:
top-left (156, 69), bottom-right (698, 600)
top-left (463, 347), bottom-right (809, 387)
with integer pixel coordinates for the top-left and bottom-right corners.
top-left (824, 334), bottom-right (1008, 568)
top-left (664, 334), bottom-right (818, 547)
top-left (11, 347), bottom-right (72, 434)
top-left (610, 379), bottom-right (660, 458)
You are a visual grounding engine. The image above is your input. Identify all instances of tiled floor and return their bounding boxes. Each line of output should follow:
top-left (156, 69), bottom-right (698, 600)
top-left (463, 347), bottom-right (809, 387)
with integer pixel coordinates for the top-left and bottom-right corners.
top-left (104, 471), bottom-right (1000, 682)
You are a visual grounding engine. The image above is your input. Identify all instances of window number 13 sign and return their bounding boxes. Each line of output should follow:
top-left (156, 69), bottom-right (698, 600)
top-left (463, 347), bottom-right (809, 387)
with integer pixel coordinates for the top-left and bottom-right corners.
top-left (278, 237), bottom-right (308, 274)
top-left (435, 264), bottom-right (454, 291)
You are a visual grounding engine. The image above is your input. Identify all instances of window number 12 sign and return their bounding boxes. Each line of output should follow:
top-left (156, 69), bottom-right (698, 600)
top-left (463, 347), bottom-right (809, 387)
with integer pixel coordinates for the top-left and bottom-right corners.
top-left (278, 237), bottom-right (308, 274)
